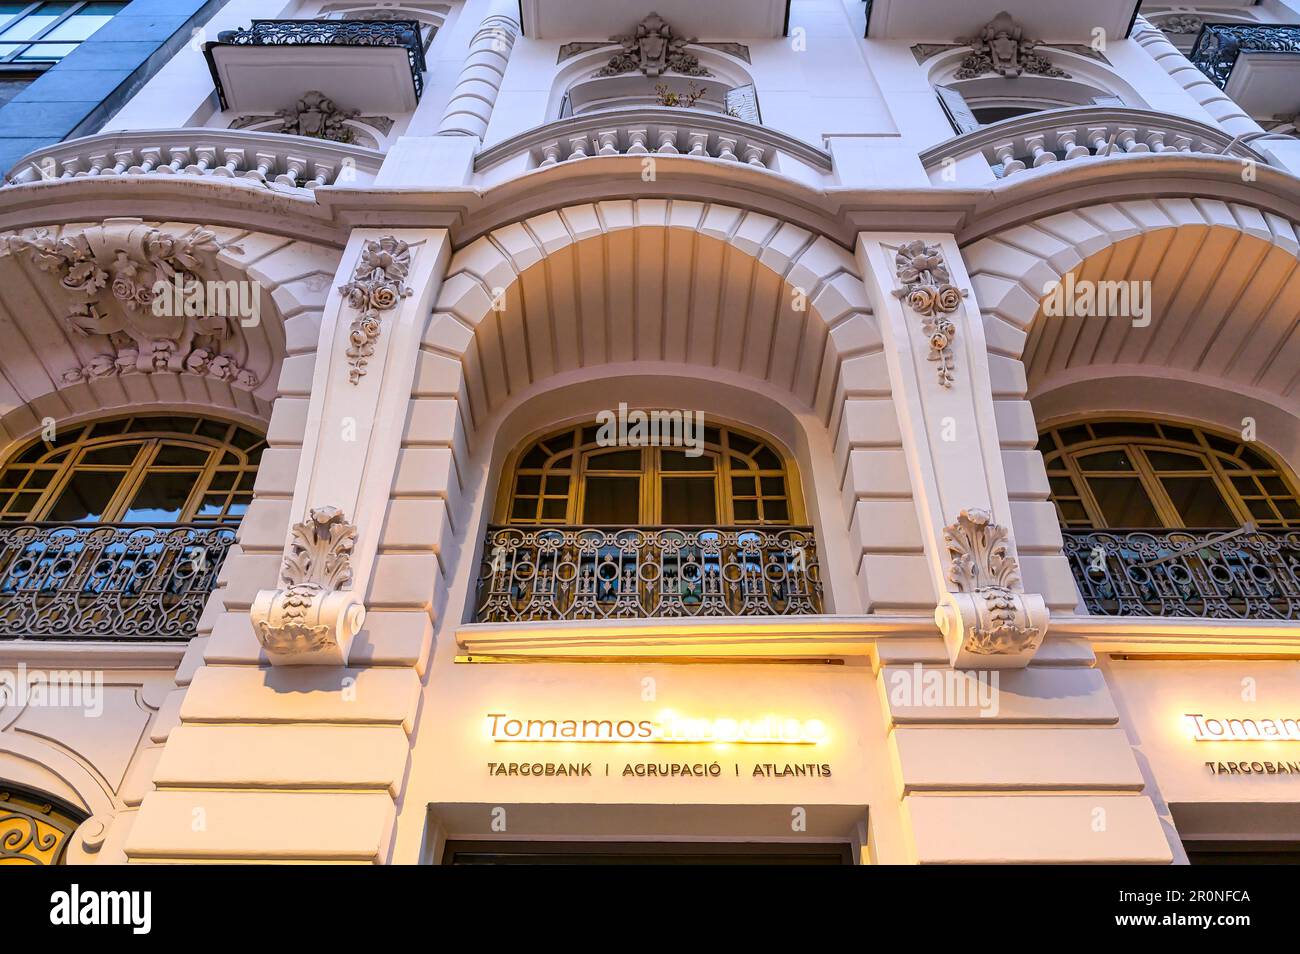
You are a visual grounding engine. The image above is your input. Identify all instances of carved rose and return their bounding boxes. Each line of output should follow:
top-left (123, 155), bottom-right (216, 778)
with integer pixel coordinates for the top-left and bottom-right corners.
top-left (338, 237), bottom-right (413, 384)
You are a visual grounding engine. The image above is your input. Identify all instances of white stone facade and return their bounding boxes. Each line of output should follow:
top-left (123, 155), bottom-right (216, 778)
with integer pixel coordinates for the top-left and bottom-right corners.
top-left (1, 0), bottom-right (1299, 865)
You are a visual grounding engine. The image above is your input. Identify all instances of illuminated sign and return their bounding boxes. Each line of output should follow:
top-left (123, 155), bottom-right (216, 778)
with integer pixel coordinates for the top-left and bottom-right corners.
top-left (1185, 713), bottom-right (1300, 742)
top-left (486, 712), bottom-right (828, 745)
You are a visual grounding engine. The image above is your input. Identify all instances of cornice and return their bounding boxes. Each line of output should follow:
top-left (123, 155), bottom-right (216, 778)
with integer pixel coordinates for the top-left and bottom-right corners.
top-left (1, 152), bottom-right (1297, 254)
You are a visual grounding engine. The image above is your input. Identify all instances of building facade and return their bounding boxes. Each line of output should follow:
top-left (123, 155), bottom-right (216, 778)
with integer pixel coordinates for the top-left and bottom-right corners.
top-left (1, 0), bottom-right (1299, 865)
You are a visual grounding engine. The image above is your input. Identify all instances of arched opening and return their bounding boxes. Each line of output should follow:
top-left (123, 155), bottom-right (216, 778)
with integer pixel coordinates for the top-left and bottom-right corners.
top-left (1040, 418), bottom-right (1300, 620)
top-left (0, 782), bottom-right (86, 865)
top-left (0, 414), bottom-right (265, 639)
top-left (476, 417), bottom-right (821, 622)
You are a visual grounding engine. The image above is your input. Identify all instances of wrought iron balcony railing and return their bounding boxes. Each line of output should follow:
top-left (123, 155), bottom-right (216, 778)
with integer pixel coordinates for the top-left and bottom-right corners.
top-left (204, 19), bottom-right (427, 109)
top-left (474, 525), bottom-right (823, 623)
top-left (0, 523), bottom-right (235, 640)
top-left (1063, 527), bottom-right (1300, 620)
top-left (1189, 23), bottom-right (1300, 89)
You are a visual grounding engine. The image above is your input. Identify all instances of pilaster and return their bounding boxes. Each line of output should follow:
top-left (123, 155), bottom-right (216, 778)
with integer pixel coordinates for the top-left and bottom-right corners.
top-left (125, 229), bottom-right (451, 864)
top-left (857, 233), bottom-right (1047, 669)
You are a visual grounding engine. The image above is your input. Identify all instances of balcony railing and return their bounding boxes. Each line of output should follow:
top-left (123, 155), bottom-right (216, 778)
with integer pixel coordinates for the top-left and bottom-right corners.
top-left (919, 106), bottom-right (1268, 181)
top-left (473, 107), bottom-right (834, 188)
top-left (1063, 527), bottom-right (1300, 620)
top-left (0, 523), bottom-right (235, 640)
top-left (474, 525), bottom-right (823, 622)
top-left (204, 19), bottom-right (427, 109)
top-left (3, 128), bottom-right (384, 190)
top-left (1189, 23), bottom-right (1300, 89)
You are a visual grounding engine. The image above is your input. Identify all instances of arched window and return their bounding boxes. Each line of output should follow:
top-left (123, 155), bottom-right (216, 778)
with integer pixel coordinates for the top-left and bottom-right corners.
top-left (477, 420), bottom-right (820, 621)
top-left (500, 422), bottom-right (798, 527)
top-left (0, 416), bottom-right (264, 526)
top-left (0, 783), bottom-right (86, 865)
top-left (1039, 420), bottom-right (1300, 530)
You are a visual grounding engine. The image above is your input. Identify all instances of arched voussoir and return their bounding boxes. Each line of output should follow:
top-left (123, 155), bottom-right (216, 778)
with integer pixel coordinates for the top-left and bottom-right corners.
top-left (428, 199), bottom-right (878, 430)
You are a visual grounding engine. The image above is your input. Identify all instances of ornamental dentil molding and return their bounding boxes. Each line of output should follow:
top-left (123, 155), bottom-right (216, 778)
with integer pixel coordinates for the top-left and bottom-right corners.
top-left (955, 12), bottom-right (1071, 79)
top-left (891, 239), bottom-right (967, 388)
top-left (338, 236), bottom-right (413, 384)
top-left (935, 508), bottom-right (1048, 665)
top-left (598, 12), bottom-right (712, 77)
top-left (5, 219), bottom-right (258, 388)
top-left (250, 506), bottom-right (367, 666)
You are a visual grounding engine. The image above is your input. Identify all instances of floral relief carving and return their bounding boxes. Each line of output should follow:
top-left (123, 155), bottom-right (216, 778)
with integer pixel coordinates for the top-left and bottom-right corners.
top-left (940, 508), bottom-right (1045, 656)
top-left (6, 219), bottom-right (258, 388)
top-left (955, 12), bottom-right (1071, 79)
top-left (339, 236), bottom-right (413, 384)
top-left (598, 13), bottom-right (712, 77)
top-left (251, 506), bottom-right (366, 664)
top-left (891, 239), bottom-right (967, 387)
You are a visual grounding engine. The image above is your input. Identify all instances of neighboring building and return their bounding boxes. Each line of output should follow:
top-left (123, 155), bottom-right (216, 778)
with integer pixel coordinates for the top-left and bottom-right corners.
top-left (1, 0), bottom-right (1299, 866)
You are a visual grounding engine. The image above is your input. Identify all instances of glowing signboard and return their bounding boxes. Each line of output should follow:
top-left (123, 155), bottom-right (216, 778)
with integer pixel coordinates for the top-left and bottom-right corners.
top-left (486, 711), bottom-right (828, 745)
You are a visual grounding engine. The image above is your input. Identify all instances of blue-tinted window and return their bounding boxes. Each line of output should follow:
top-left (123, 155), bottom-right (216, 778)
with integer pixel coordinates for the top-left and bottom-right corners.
top-left (0, 1), bottom-right (123, 64)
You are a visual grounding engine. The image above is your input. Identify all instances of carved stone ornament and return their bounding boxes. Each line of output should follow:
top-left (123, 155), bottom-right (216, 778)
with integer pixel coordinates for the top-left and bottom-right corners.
top-left (955, 12), bottom-right (1071, 79)
top-left (1156, 14), bottom-right (1204, 35)
top-left (251, 506), bottom-right (367, 666)
top-left (597, 13), bottom-right (711, 77)
top-left (935, 508), bottom-right (1047, 663)
top-left (338, 236), bottom-right (413, 384)
top-left (891, 240), bottom-right (967, 388)
top-left (230, 90), bottom-right (394, 143)
top-left (6, 219), bottom-right (258, 388)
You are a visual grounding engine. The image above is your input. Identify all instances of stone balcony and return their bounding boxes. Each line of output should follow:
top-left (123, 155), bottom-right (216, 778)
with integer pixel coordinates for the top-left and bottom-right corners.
top-left (473, 107), bottom-right (834, 189)
top-left (203, 19), bottom-right (427, 113)
top-left (920, 106), bottom-right (1270, 184)
top-left (1189, 23), bottom-right (1300, 120)
top-left (2, 128), bottom-right (384, 192)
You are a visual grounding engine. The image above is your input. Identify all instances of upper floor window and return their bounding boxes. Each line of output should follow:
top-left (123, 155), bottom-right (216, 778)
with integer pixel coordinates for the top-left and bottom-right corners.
top-left (502, 422), bottom-right (796, 527)
top-left (0, 415), bottom-right (264, 526)
top-left (0, 1), bottom-right (123, 65)
top-left (1039, 419), bottom-right (1300, 530)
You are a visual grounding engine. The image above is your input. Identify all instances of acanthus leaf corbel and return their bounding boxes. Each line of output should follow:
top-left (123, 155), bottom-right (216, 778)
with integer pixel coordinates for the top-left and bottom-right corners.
top-left (934, 508), bottom-right (1048, 667)
top-left (250, 505), bottom-right (366, 666)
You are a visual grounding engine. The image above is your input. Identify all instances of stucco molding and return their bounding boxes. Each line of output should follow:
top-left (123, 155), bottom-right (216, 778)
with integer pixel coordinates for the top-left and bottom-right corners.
top-left (935, 508), bottom-right (1047, 660)
top-left (338, 236), bottom-right (413, 384)
top-left (250, 506), bottom-right (366, 667)
top-left (890, 239), bottom-right (967, 388)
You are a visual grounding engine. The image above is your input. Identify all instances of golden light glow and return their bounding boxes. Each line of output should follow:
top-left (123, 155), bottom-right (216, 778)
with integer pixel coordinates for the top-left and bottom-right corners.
top-left (485, 711), bottom-right (828, 745)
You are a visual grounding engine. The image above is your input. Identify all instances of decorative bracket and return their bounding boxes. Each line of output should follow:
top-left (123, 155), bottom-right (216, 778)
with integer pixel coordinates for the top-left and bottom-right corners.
top-left (934, 508), bottom-right (1047, 665)
top-left (891, 239), bottom-right (967, 388)
top-left (251, 506), bottom-right (366, 666)
top-left (338, 236), bottom-right (412, 384)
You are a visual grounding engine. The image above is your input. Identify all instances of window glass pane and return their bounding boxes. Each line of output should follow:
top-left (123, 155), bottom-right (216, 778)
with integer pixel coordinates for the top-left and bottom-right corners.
top-left (121, 472), bottom-right (201, 523)
top-left (80, 444), bottom-right (141, 466)
top-left (1085, 476), bottom-right (1161, 528)
top-left (513, 474), bottom-right (541, 496)
top-left (39, 2), bottom-right (119, 42)
top-left (585, 449), bottom-right (641, 471)
top-left (510, 496), bottom-right (536, 520)
top-left (760, 476), bottom-right (786, 496)
top-left (1145, 450), bottom-right (1206, 472)
top-left (661, 476), bottom-right (716, 524)
top-left (660, 450), bottom-right (714, 472)
top-left (582, 475), bottom-right (639, 524)
top-left (1077, 450), bottom-right (1136, 472)
top-left (540, 498), bottom-right (567, 521)
top-left (0, 4), bottom-right (74, 40)
top-left (153, 443), bottom-right (212, 467)
top-left (1161, 476), bottom-right (1237, 528)
top-left (46, 470), bottom-right (124, 523)
top-left (762, 498), bottom-right (789, 523)
top-left (732, 499), bottom-right (758, 522)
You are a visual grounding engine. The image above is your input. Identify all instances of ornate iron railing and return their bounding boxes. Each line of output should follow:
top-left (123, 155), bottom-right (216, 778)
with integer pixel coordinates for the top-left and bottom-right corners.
top-left (204, 19), bottom-right (427, 108)
top-left (1189, 23), bottom-right (1300, 88)
top-left (475, 525), bottom-right (823, 622)
top-left (1063, 527), bottom-right (1300, 619)
top-left (0, 523), bottom-right (235, 640)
